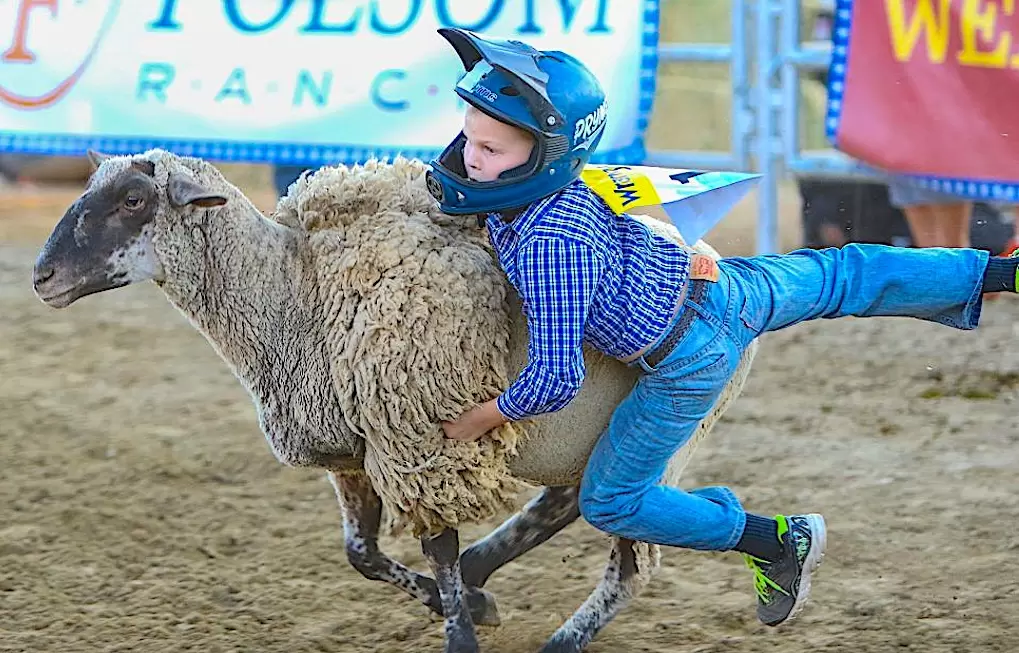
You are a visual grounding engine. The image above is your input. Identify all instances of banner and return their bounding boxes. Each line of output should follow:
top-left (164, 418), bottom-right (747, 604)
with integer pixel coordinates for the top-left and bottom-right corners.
top-left (0, 0), bottom-right (659, 166)
top-left (581, 165), bottom-right (760, 245)
top-left (826, 0), bottom-right (1019, 201)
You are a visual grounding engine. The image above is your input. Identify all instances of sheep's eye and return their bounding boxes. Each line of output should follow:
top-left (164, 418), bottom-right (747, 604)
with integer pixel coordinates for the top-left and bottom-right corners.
top-left (124, 195), bottom-right (143, 210)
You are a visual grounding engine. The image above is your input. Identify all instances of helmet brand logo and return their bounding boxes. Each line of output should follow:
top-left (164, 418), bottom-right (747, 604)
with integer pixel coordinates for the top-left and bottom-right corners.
top-left (471, 82), bottom-right (498, 103)
top-left (573, 100), bottom-right (607, 147)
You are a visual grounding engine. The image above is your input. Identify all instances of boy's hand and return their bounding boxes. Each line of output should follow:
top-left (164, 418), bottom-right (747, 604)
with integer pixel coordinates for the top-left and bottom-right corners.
top-left (442, 399), bottom-right (509, 442)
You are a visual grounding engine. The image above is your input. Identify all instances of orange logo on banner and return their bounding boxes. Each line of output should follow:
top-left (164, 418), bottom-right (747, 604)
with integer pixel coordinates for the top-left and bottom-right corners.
top-left (0, 0), bottom-right (119, 110)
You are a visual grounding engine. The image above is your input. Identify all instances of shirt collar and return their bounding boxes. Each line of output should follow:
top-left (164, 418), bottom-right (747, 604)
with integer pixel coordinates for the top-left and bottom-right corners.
top-left (486, 183), bottom-right (572, 236)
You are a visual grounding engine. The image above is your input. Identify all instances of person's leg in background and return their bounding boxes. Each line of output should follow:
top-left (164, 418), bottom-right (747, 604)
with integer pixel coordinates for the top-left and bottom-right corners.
top-left (901, 203), bottom-right (972, 249)
top-left (886, 176), bottom-right (973, 248)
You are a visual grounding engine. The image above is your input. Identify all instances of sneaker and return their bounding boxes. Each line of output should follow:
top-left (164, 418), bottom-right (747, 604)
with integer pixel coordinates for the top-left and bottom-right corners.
top-left (742, 513), bottom-right (827, 627)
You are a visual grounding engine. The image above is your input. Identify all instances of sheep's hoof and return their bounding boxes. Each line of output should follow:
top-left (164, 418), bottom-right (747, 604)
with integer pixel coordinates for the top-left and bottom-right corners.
top-left (466, 586), bottom-right (501, 626)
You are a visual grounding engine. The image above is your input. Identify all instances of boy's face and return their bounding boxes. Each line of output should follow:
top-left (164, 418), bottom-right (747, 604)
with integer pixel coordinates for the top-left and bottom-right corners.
top-left (462, 106), bottom-right (535, 183)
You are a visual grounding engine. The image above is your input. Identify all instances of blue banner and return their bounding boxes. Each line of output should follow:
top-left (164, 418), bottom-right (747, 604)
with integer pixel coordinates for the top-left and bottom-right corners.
top-left (0, 0), bottom-right (660, 166)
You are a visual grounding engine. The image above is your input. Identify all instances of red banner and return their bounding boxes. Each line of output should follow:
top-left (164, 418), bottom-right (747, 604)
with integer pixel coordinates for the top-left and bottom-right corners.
top-left (827, 0), bottom-right (1019, 199)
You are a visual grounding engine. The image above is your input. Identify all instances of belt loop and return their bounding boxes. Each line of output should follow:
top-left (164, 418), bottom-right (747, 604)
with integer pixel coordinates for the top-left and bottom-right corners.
top-left (635, 356), bottom-right (657, 374)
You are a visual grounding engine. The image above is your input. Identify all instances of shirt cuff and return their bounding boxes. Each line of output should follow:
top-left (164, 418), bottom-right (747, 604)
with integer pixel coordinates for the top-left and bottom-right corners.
top-left (496, 391), bottom-right (531, 422)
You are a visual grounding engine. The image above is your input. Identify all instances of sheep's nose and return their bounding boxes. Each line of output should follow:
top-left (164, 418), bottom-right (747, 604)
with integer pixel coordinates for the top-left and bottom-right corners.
top-left (34, 264), bottom-right (55, 288)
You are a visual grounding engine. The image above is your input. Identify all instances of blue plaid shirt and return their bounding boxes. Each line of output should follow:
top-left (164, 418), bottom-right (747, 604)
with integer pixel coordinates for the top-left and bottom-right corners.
top-left (488, 179), bottom-right (692, 421)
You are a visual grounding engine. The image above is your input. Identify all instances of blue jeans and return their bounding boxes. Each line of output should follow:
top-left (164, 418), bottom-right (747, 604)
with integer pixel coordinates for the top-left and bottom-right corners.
top-left (578, 243), bottom-right (989, 550)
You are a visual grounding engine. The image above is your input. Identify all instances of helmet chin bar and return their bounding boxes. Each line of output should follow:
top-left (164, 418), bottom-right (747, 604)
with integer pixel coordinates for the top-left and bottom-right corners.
top-left (426, 136), bottom-right (548, 216)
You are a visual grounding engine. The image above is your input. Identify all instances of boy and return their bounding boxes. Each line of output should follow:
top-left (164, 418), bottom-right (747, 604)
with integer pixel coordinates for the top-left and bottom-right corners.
top-left (425, 27), bottom-right (1014, 627)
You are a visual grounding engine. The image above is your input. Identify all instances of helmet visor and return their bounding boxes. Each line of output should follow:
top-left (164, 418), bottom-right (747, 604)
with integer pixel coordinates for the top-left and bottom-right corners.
top-left (456, 60), bottom-right (563, 133)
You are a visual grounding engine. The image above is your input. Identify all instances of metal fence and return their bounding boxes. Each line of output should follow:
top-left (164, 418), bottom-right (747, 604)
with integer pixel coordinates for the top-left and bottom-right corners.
top-left (645, 0), bottom-right (878, 254)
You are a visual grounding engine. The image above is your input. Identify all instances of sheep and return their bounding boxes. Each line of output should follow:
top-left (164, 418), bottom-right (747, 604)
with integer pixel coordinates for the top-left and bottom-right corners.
top-left (31, 148), bottom-right (758, 653)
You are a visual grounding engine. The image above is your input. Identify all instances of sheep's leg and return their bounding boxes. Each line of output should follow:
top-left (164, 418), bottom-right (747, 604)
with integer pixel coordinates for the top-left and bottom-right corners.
top-left (327, 471), bottom-right (500, 626)
top-left (540, 538), bottom-right (661, 653)
top-left (422, 528), bottom-right (479, 653)
top-left (460, 484), bottom-right (581, 588)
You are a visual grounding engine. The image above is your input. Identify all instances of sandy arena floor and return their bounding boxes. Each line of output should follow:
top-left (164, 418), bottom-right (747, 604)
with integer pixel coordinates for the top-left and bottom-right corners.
top-left (3, 183), bottom-right (1019, 653)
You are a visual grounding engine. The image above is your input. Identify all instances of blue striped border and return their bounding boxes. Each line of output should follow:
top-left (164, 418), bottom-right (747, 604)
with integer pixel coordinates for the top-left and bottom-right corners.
top-left (0, 132), bottom-right (448, 166)
top-left (0, 2), bottom-right (660, 168)
top-left (825, 0), bottom-right (1019, 201)
top-left (823, 0), bottom-right (852, 147)
top-left (590, 0), bottom-right (660, 165)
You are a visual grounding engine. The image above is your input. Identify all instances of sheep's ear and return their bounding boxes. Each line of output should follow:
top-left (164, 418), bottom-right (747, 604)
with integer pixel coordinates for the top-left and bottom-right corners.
top-left (167, 171), bottom-right (228, 208)
top-left (86, 149), bottom-right (111, 171)
top-left (131, 159), bottom-right (156, 177)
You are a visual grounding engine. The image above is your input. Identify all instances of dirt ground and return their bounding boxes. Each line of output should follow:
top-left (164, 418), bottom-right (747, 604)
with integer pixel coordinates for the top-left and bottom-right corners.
top-left (3, 178), bottom-right (1019, 653)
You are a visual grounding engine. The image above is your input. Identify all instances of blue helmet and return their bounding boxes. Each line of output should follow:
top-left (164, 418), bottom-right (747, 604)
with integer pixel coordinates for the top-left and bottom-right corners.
top-left (425, 28), bottom-right (609, 216)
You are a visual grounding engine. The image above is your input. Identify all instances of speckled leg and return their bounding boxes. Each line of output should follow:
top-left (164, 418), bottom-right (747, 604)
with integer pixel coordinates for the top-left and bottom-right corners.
top-left (327, 471), bottom-right (499, 626)
top-left (422, 528), bottom-right (479, 653)
top-left (460, 485), bottom-right (581, 588)
top-left (540, 538), bottom-right (661, 653)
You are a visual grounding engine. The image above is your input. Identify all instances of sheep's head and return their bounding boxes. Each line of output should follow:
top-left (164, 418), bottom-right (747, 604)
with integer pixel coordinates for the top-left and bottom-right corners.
top-left (33, 149), bottom-right (227, 308)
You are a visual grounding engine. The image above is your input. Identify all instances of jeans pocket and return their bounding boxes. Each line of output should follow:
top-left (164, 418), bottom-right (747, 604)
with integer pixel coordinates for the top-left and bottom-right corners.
top-left (738, 273), bottom-right (767, 337)
top-left (647, 346), bottom-right (729, 390)
top-left (660, 350), bottom-right (735, 422)
top-left (682, 350), bottom-right (731, 383)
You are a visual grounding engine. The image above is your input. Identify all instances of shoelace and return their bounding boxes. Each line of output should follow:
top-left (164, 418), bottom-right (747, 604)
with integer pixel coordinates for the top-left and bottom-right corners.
top-left (742, 553), bottom-right (790, 603)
